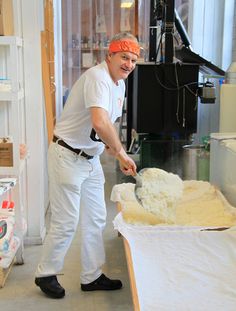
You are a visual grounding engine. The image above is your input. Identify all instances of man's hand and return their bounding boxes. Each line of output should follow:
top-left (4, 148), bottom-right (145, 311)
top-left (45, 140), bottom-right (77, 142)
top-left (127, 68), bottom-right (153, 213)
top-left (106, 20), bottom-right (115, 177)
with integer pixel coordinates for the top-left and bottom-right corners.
top-left (116, 148), bottom-right (137, 176)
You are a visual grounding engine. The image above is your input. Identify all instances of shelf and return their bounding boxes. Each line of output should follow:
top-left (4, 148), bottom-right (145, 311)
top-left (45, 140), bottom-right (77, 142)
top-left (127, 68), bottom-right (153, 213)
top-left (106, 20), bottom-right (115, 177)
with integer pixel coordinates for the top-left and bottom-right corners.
top-left (0, 158), bottom-right (26, 176)
top-left (66, 66), bottom-right (92, 70)
top-left (0, 89), bottom-right (24, 101)
top-left (68, 66), bottom-right (80, 69)
top-left (0, 178), bottom-right (17, 196)
top-left (0, 36), bottom-right (23, 47)
top-left (0, 34), bottom-right (25, 274)
top-left (68, 47), bottom-right (108, 51)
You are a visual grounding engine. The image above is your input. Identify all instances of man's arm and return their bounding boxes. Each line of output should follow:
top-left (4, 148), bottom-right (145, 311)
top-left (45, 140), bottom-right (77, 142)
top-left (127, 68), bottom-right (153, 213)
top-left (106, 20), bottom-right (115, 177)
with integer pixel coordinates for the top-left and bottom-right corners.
top-left (90, 107), bottom-right (137, 175)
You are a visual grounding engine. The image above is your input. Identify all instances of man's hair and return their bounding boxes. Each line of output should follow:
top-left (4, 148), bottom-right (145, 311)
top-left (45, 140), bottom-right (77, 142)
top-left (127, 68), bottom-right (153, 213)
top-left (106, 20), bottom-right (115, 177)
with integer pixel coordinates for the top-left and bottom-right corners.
top-left (110, 32), bottom-right (138, 43)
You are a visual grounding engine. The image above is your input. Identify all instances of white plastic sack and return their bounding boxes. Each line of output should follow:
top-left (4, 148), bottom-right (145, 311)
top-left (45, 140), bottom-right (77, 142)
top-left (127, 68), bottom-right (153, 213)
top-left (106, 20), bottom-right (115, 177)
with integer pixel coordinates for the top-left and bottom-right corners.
top-left (0, 215), bottom-right (15, 253)
top-left (0, 236), bottom-right (20, 269)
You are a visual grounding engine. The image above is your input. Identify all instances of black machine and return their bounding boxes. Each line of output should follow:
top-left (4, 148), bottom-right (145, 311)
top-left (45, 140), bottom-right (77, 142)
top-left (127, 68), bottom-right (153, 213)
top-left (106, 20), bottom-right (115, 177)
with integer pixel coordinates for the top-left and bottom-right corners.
top-left (126, 0), bottom-right (225, 151)
top-left (125, 0), bottom-right (225, 174)
top-left (127, 62), bottom-right (199, 137)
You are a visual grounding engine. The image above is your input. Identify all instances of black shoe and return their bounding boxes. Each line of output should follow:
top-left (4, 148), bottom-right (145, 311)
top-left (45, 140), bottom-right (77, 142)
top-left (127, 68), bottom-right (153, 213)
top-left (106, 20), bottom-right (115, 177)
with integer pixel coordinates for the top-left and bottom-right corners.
top-left (35, 275), bottom-right (65, 299)
top-left (81, 274), bottom-right (122, 291)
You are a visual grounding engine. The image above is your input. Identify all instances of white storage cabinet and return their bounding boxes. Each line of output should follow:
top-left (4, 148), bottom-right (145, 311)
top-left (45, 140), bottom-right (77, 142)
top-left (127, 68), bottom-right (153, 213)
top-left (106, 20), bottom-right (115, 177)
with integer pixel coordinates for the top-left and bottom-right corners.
top-left (0, 36), bottom-right (27, 267)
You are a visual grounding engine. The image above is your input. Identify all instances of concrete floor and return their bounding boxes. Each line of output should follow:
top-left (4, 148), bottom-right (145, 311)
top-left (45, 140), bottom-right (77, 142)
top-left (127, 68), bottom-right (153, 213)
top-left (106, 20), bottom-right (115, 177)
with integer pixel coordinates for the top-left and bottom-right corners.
top-left (0, 155), bottom-right (133, 311)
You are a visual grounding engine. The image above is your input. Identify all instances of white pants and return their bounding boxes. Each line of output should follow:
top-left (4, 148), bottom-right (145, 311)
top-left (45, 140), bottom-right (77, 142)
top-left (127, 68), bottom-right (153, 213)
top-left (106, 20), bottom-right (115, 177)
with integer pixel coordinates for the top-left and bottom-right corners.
top-left (35, 142), bottom-right (106, 284)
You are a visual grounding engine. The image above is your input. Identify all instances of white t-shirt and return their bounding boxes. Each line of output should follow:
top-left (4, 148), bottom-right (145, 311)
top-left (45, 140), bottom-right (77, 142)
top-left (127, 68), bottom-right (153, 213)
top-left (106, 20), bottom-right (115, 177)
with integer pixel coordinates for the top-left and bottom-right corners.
top-left (54, 61), bottom-right (125, 156)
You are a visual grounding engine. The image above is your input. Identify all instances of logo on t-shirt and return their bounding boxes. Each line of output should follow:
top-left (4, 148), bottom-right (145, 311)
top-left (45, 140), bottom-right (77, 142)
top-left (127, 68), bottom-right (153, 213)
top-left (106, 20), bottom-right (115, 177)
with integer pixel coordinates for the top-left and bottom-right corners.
top-left (117, 98), bottom-right (123, 108)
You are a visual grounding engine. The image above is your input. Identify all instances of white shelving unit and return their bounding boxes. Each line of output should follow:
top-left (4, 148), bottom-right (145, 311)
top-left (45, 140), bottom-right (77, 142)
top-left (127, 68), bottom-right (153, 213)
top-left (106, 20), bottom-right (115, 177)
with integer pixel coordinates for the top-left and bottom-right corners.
top-left (0, 36), bottom-right (26, 266)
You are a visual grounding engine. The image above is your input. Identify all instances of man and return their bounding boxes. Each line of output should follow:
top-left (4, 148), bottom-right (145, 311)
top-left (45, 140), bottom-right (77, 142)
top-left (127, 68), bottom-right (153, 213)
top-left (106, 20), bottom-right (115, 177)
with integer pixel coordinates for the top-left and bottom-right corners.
top-left (35, 32), bottom-right (139, 299)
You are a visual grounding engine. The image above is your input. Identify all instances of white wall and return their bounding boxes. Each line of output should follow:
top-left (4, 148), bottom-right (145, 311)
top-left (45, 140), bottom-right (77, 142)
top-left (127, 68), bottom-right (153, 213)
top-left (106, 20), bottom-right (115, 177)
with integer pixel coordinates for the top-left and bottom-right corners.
top-left (53, 0), bottom-right (63, 119)
top-left (14, 0), bottom-right (48, 245)
top-left (233, 2), bottom-right (236, 62)
top-left (189, 0), bottom-right (235, 143)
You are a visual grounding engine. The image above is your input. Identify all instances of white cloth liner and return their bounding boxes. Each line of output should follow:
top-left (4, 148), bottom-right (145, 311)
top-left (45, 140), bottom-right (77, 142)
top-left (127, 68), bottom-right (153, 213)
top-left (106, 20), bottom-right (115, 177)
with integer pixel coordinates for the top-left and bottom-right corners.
top-left (111, 182), bottom-right (136, 203)
top-left (112, 183), bottom-right (236, 311)
top-left (221, 139), bottom-right (236, 153)
top-left (113, 213), bottom-right (236, 311)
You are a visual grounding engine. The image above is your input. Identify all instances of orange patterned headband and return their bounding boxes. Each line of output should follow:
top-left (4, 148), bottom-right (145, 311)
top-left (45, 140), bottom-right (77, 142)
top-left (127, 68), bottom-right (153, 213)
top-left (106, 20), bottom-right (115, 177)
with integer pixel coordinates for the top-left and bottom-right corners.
top-left (109, 40), bottom-right (140, 57)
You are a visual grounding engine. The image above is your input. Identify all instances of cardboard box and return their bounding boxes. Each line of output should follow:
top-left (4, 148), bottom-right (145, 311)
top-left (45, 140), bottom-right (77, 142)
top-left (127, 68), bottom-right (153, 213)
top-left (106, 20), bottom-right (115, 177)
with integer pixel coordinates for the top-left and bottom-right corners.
top-left (0, 0), bottom-right (14, 36)
top-left (0, 142), bottom-right (13, 167)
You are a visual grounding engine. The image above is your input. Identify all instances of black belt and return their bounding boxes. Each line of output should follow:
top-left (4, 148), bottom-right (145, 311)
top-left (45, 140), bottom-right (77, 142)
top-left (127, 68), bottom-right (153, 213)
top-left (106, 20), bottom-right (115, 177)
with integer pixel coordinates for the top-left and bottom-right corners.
top-left (53, 136), bottom-right (94, 160)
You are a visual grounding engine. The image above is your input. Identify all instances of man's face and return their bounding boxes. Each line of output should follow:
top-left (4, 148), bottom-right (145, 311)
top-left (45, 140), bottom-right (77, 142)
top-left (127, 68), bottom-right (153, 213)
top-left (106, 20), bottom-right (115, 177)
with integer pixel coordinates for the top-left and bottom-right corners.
top-left (107, 51), bottom-right (138, 83)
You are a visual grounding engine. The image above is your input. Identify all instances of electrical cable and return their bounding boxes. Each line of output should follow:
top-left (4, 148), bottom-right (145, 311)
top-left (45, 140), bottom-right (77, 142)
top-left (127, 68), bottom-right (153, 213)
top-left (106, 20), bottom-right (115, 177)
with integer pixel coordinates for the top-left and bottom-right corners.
top-left (153, 65), bottom-right (199, 92)
top-left (174, 62), bottom-right (180, 123)
top-left (182, 86), bottom-right (186, 127)
top-left (185, 85), bottom-right (198, 110)
top-left (152, 62), bottom-right (199, 127)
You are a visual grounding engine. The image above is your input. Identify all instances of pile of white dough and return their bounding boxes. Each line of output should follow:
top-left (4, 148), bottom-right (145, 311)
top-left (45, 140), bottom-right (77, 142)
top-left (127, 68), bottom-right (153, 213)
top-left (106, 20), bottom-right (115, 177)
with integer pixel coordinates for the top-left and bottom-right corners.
top-left (176, 180), bottom-right (236, 227)
top-left (111, 167), bottom-right (236, 227)
top-left (135, 168), bottom-right (183, 223)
